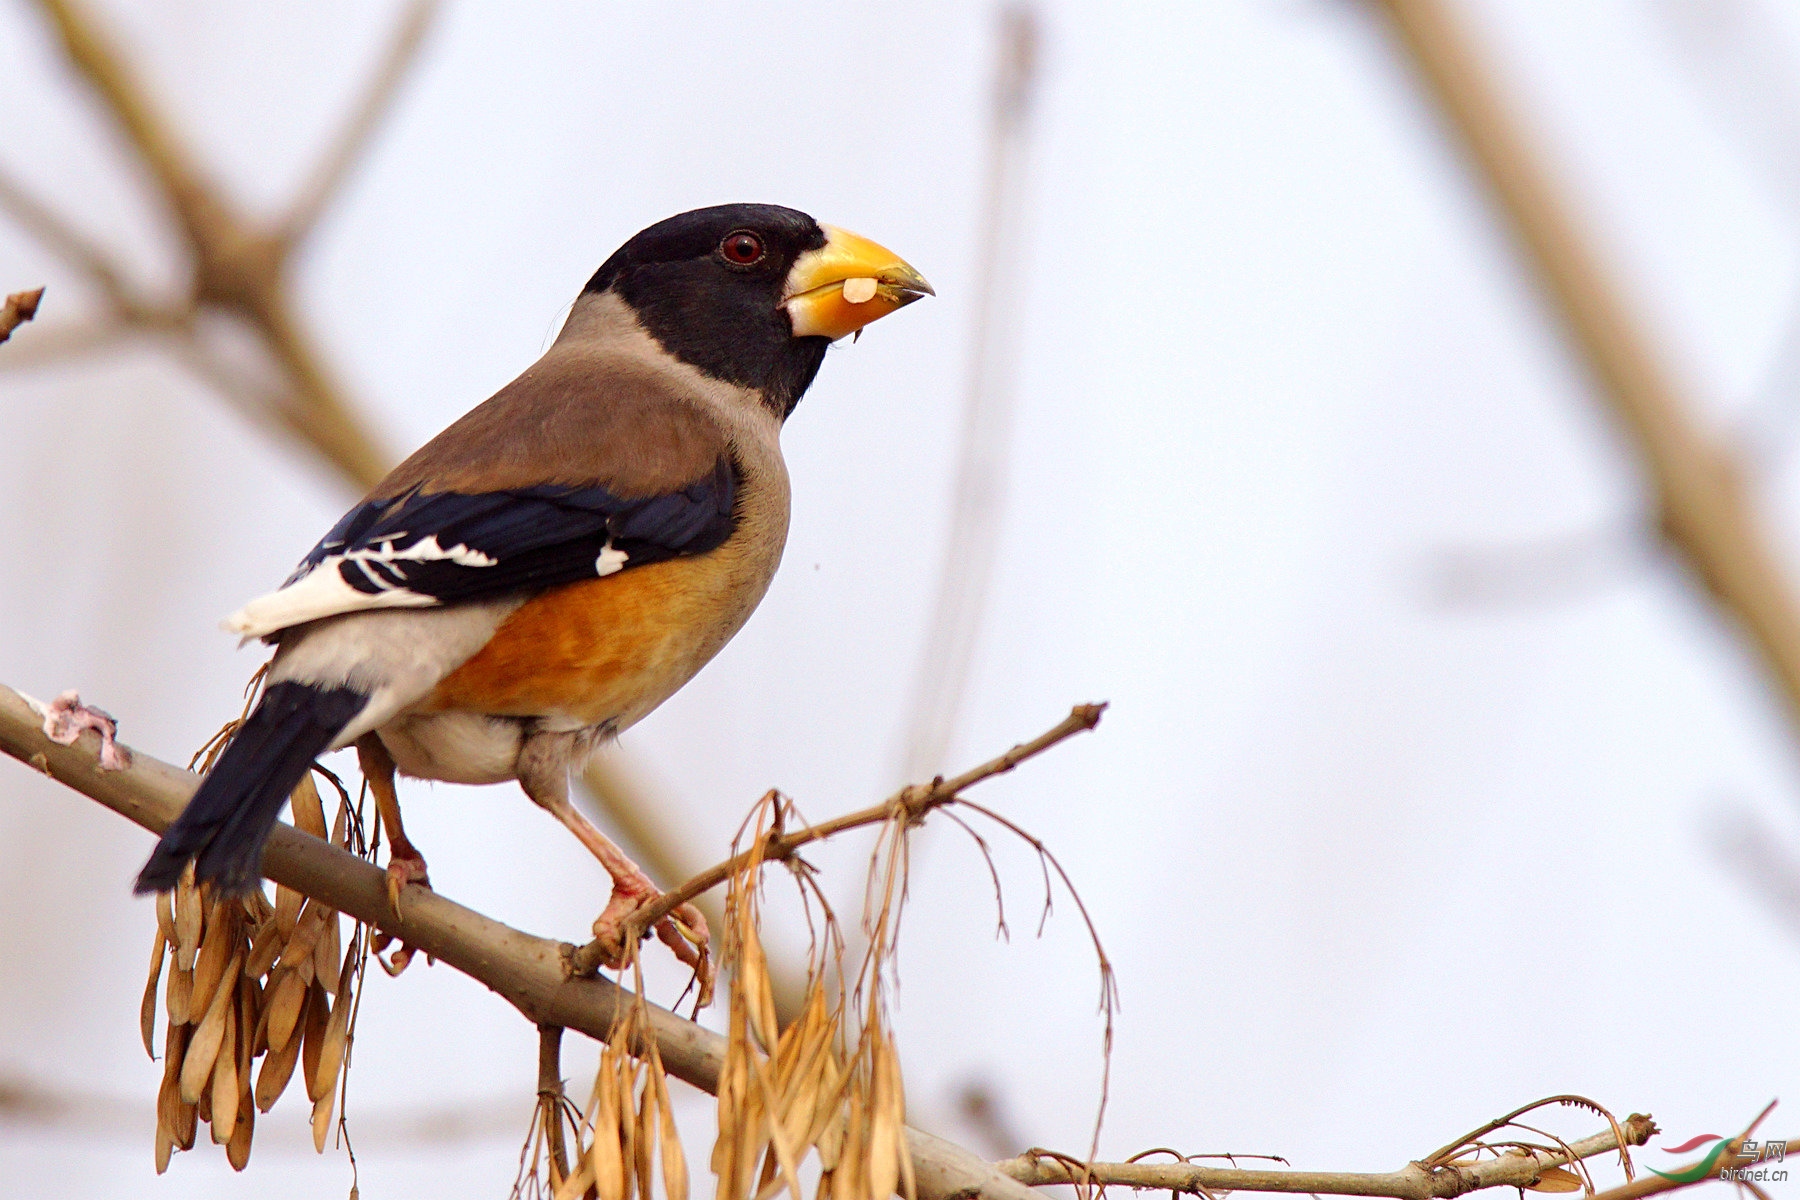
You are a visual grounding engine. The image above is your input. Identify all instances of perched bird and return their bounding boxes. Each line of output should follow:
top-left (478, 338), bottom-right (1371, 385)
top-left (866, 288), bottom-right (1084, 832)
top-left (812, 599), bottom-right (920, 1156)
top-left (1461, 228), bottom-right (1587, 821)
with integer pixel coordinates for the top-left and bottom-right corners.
top-left (134, 204), bottom-right (931, 972)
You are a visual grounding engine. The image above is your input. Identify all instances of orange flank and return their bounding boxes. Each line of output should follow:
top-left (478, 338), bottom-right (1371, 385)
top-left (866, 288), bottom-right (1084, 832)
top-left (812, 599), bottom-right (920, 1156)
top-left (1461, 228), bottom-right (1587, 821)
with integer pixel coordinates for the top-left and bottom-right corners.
top-left (423, 553), bottom-right (746, 728)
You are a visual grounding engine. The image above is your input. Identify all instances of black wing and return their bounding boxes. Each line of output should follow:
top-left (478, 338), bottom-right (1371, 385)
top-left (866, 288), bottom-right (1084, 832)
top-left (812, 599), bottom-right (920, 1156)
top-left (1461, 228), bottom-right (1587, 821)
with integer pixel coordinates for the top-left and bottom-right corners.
top-left (225, 457), bottom-right (738, 638)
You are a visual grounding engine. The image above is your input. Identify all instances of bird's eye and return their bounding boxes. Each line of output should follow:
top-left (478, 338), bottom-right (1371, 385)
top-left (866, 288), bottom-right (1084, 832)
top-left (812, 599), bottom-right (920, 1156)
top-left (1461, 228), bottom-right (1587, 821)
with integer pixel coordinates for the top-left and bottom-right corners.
top-left (720, 231), bottom-right (765, 265)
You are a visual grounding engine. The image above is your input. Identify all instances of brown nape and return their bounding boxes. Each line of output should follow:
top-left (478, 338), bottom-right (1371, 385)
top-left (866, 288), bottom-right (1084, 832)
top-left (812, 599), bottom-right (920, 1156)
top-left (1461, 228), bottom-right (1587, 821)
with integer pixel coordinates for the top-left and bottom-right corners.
top-left (369, 353), bottom-right (727, 500)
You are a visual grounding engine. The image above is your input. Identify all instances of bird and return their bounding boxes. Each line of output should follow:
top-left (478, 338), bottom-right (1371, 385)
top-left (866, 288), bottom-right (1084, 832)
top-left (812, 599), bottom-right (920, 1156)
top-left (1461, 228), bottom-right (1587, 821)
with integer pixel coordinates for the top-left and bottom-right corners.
top-left (132, 203), bottom-right (931, 977)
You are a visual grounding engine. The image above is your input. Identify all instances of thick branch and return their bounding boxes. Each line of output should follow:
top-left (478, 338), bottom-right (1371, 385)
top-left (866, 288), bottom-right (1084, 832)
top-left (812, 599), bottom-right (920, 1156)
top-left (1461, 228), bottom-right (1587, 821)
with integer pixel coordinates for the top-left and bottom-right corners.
top-left (1378, 0), bottom-right (1800, 736)
top-left (0, 681), bottom-right (1037, 1200)
top-left (999, 1115), bottom-right (1654, 1198)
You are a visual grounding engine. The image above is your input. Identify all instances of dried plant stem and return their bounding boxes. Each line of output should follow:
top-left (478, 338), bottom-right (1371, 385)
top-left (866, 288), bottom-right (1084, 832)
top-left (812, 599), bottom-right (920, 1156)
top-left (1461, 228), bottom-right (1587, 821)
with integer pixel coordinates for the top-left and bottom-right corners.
top-left (0, 681), bottom-right (1042, 1200)
top-left (1379, 0), bottom-right (1800, 736)
top-left (999, 1115), bottom-right (1656, 1198)
top-left (567, 702), bottom-right (1108, 976)
top-left (0, 288), bottom-right (44, 344)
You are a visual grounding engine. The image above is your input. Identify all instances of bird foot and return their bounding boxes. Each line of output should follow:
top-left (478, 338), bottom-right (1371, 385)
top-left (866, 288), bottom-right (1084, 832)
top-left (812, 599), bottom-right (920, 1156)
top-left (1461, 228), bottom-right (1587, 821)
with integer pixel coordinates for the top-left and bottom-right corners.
top-left (384, 847), bottom-right (431, 916)
top-left (590, 883), bottom-right (714, 1001)
top-left (39, 690), bottom-right (130, 771)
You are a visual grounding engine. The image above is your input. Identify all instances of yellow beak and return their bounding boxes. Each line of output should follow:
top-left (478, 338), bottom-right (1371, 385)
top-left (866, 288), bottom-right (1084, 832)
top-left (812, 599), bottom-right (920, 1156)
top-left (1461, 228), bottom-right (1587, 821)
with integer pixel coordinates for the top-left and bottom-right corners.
top-left (783, 225), bottom-right (933, 341)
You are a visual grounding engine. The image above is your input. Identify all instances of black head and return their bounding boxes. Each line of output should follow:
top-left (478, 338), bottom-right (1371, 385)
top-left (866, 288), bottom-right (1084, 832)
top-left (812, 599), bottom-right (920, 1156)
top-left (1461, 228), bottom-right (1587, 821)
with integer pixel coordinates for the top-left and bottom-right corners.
top-left (586, 204), bottom-right (832, 418)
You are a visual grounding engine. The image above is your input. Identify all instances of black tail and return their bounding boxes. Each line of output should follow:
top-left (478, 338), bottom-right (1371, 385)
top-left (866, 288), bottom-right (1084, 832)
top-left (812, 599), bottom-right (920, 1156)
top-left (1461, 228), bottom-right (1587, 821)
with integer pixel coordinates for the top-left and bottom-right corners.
top-left (134, 682), bottom-right (367, 895)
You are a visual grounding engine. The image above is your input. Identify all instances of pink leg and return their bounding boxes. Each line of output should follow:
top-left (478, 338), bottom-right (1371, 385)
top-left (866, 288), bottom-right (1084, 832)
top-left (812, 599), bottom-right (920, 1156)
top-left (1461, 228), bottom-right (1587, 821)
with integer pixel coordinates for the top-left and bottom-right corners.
top-left (516, 732), bottom-right (711, 980)
top-left (356, 737), bottom-right (431, 914)
top-left (40, 690), bottom-right (130, 771)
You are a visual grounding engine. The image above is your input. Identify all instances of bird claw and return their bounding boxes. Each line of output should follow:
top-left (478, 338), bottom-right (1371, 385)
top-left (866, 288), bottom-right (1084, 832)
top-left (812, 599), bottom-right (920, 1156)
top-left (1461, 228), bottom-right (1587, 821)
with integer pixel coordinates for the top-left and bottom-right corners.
top-left (384, 849), bottom-right (431, 917)
top-left (39, 689), bottom-right (130, 771)
top-left (590, 890), bottom-right (714, 1005)
top-left (370, 928), bottom-right (422, 976)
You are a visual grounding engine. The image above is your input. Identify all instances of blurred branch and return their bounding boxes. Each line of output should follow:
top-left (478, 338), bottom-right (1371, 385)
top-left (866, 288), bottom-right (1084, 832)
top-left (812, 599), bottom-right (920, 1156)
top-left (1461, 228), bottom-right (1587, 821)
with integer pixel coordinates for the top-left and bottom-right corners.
top-left (1000, 1114), bottom-right (1655, 1197)
top-left (899, 4), bottom-right (1041, 780)
top-left (1379, 0), bottom-right (1800, 738)
top-left (0, 287), bottom-right (44, 343)
top-left (10, 0), bottom-right (409, 486)
top-left (0, 680), bottom-right (1044, 1200)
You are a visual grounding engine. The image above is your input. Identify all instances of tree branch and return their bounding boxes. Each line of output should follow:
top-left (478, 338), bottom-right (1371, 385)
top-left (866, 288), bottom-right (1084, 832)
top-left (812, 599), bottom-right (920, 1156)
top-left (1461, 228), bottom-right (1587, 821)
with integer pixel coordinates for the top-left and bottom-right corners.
top-left (29, 0), bottom-right (391, 487)
top-left (998, 1115), bottom-right (1655, 1198)
top-left (0, 680), bottom-right (1040, 1200)
top-left (1377, 0), bottom-right (1800, 738)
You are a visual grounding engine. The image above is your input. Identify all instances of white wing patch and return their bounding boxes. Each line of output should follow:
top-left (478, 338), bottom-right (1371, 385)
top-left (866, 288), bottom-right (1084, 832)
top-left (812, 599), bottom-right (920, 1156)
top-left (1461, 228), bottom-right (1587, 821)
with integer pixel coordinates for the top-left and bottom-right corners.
top-left (595, 540), bottom-right (627, 576)
top-left (222, 536), bottom-right (499, 639)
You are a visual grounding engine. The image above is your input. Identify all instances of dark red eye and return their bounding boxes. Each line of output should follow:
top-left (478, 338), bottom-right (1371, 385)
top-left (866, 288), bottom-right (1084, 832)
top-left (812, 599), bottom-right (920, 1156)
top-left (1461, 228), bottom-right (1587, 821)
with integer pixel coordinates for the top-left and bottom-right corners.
top-left (720, 230), bottom-right (765, 265)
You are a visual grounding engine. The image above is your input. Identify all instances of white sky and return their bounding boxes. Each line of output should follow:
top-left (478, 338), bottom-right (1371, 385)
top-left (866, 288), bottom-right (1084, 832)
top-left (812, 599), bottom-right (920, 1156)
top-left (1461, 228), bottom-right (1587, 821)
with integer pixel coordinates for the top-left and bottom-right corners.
top-left (2, 1), bottom-right (1797, 1197)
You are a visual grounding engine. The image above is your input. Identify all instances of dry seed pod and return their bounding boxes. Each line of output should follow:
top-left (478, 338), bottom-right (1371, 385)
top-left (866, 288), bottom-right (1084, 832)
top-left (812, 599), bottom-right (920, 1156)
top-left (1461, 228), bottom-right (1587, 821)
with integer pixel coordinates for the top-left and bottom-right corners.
top-left (210, 1003), bottom-right (239, 1144)
top-left (301, 979), bottom-right (331, 1102)
top-left (592, 1049), bottom-right (627, 1200)
top-left (155, 889), bottom-right (176, 944)
top-left (832, 1090), bottom-right (865, 1200)
top-left (179, 950), bottom-right (242, 1104)
top-left (314, 909), bottom-right (341, 995)
top-left (154, 1117), bottom-right (175, 1175)
top-left (888, 1038), bottom-right (914, 1200)
top-left (244, 887), bottom-right (274, 924)
top-left (617, 1062), bottom-right (639, 1200)
top-left (264, 966), bottom-right (307, 1054)
top-left (291, 772), bottom-right (329, 837)
top-left (156, 1021), bottom-right (188, 1147)
top-left (553, 1157), bottom-right (596, 1200)
top-left (659, 1088), bottom-right (688, 1200)
top-left (244, 914), bottom-right (285, 979)
top-left (226, 1091), bottom-right (254, 1170)
top-left (237, 973), bottom-right (264, 1056)
top-left (634, 1085), bottom-right (657, 1200)
top-left (280, 899), bottom-right (331, 971)
top-left (142, 930), bottom-right (167, 1059)
top-left (311, 1089), bottom-right (334, 1153)
top-left (255, 999), bottom-right (304, 1112)
top-left (174, 869), bottom-right (203, 970)
top-left (274, 882), bottom-right (303, 937)
top-left (308, 947), bottom-right (356, 1105)
top-left (188, 900), bottom-right (239, 1021)
top-left (165, 963), bottom-right (193, 1028)
top-left (867, 1045), bottom-right (900, 1200)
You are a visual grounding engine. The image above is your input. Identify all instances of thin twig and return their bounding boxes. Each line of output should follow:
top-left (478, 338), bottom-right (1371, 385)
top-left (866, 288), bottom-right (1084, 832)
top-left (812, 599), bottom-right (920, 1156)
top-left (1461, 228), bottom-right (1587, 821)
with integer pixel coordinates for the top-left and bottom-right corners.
top-left (568, 702), bottom-right (1107, 975)
top-left (0, 680), bottom-right (1046, 1200)
top-left (0, 288), bottom-right (44, 344)
top-left (998, 1114), bottom-right (1657, 1199)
